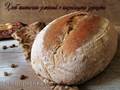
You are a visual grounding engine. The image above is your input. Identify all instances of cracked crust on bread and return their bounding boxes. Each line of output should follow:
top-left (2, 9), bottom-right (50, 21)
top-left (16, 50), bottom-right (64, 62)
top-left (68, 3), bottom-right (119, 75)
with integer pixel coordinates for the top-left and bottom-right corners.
top-left (31, 12), bottom-right (118, 85)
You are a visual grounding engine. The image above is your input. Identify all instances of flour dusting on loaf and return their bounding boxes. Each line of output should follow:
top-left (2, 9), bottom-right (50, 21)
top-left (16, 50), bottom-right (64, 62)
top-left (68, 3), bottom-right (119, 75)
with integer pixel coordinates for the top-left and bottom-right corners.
top-left (31, 12), bottom-right (118, 85)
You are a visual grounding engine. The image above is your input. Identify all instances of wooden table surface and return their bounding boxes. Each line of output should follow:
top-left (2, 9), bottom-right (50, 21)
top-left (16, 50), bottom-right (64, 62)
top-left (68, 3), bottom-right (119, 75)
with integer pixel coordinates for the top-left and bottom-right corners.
top-left (0, 36), bottom-right (120, 90)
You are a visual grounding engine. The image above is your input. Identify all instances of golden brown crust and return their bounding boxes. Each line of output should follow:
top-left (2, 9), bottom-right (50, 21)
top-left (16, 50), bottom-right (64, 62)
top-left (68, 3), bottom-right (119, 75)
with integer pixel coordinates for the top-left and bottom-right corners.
top-left (62, 15), bottom-right (101, 55)
top-left (43, 12), bottom-right (102, 55)
top-left (43, 13), bottom-right (84, 51)
top-left (31, 12), bottom-right (118, 85)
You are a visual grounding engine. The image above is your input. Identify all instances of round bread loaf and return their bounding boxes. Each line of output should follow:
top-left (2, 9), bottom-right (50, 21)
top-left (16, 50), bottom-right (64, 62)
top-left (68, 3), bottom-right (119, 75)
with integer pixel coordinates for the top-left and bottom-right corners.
top-left (31, 12), bottom-right (118, 85)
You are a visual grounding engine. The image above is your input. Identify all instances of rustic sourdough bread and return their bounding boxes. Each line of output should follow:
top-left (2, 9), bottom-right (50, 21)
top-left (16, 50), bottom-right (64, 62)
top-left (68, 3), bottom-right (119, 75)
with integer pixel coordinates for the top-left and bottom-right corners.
top-left (31, 12), bottom-right (118, 85)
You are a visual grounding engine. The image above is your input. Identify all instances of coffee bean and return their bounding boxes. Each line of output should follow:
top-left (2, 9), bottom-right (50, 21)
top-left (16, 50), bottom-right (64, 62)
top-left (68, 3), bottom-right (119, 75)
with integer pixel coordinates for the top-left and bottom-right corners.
top-left (20, 75), bottom-right (28, 80)
top-left (4, 72), bottom-right (9, 76)
top-left (11, 64), bottom-right (18, 68)
top-left (10, 44), bottom-right (17, 48)
top-left (2, 46), bottom-right (8, 50)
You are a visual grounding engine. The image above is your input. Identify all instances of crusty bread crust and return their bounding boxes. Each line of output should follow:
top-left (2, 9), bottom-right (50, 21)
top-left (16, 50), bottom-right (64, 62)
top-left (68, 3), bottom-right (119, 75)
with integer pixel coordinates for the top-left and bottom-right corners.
top-left (31, 12), bottom-right (118, 85)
